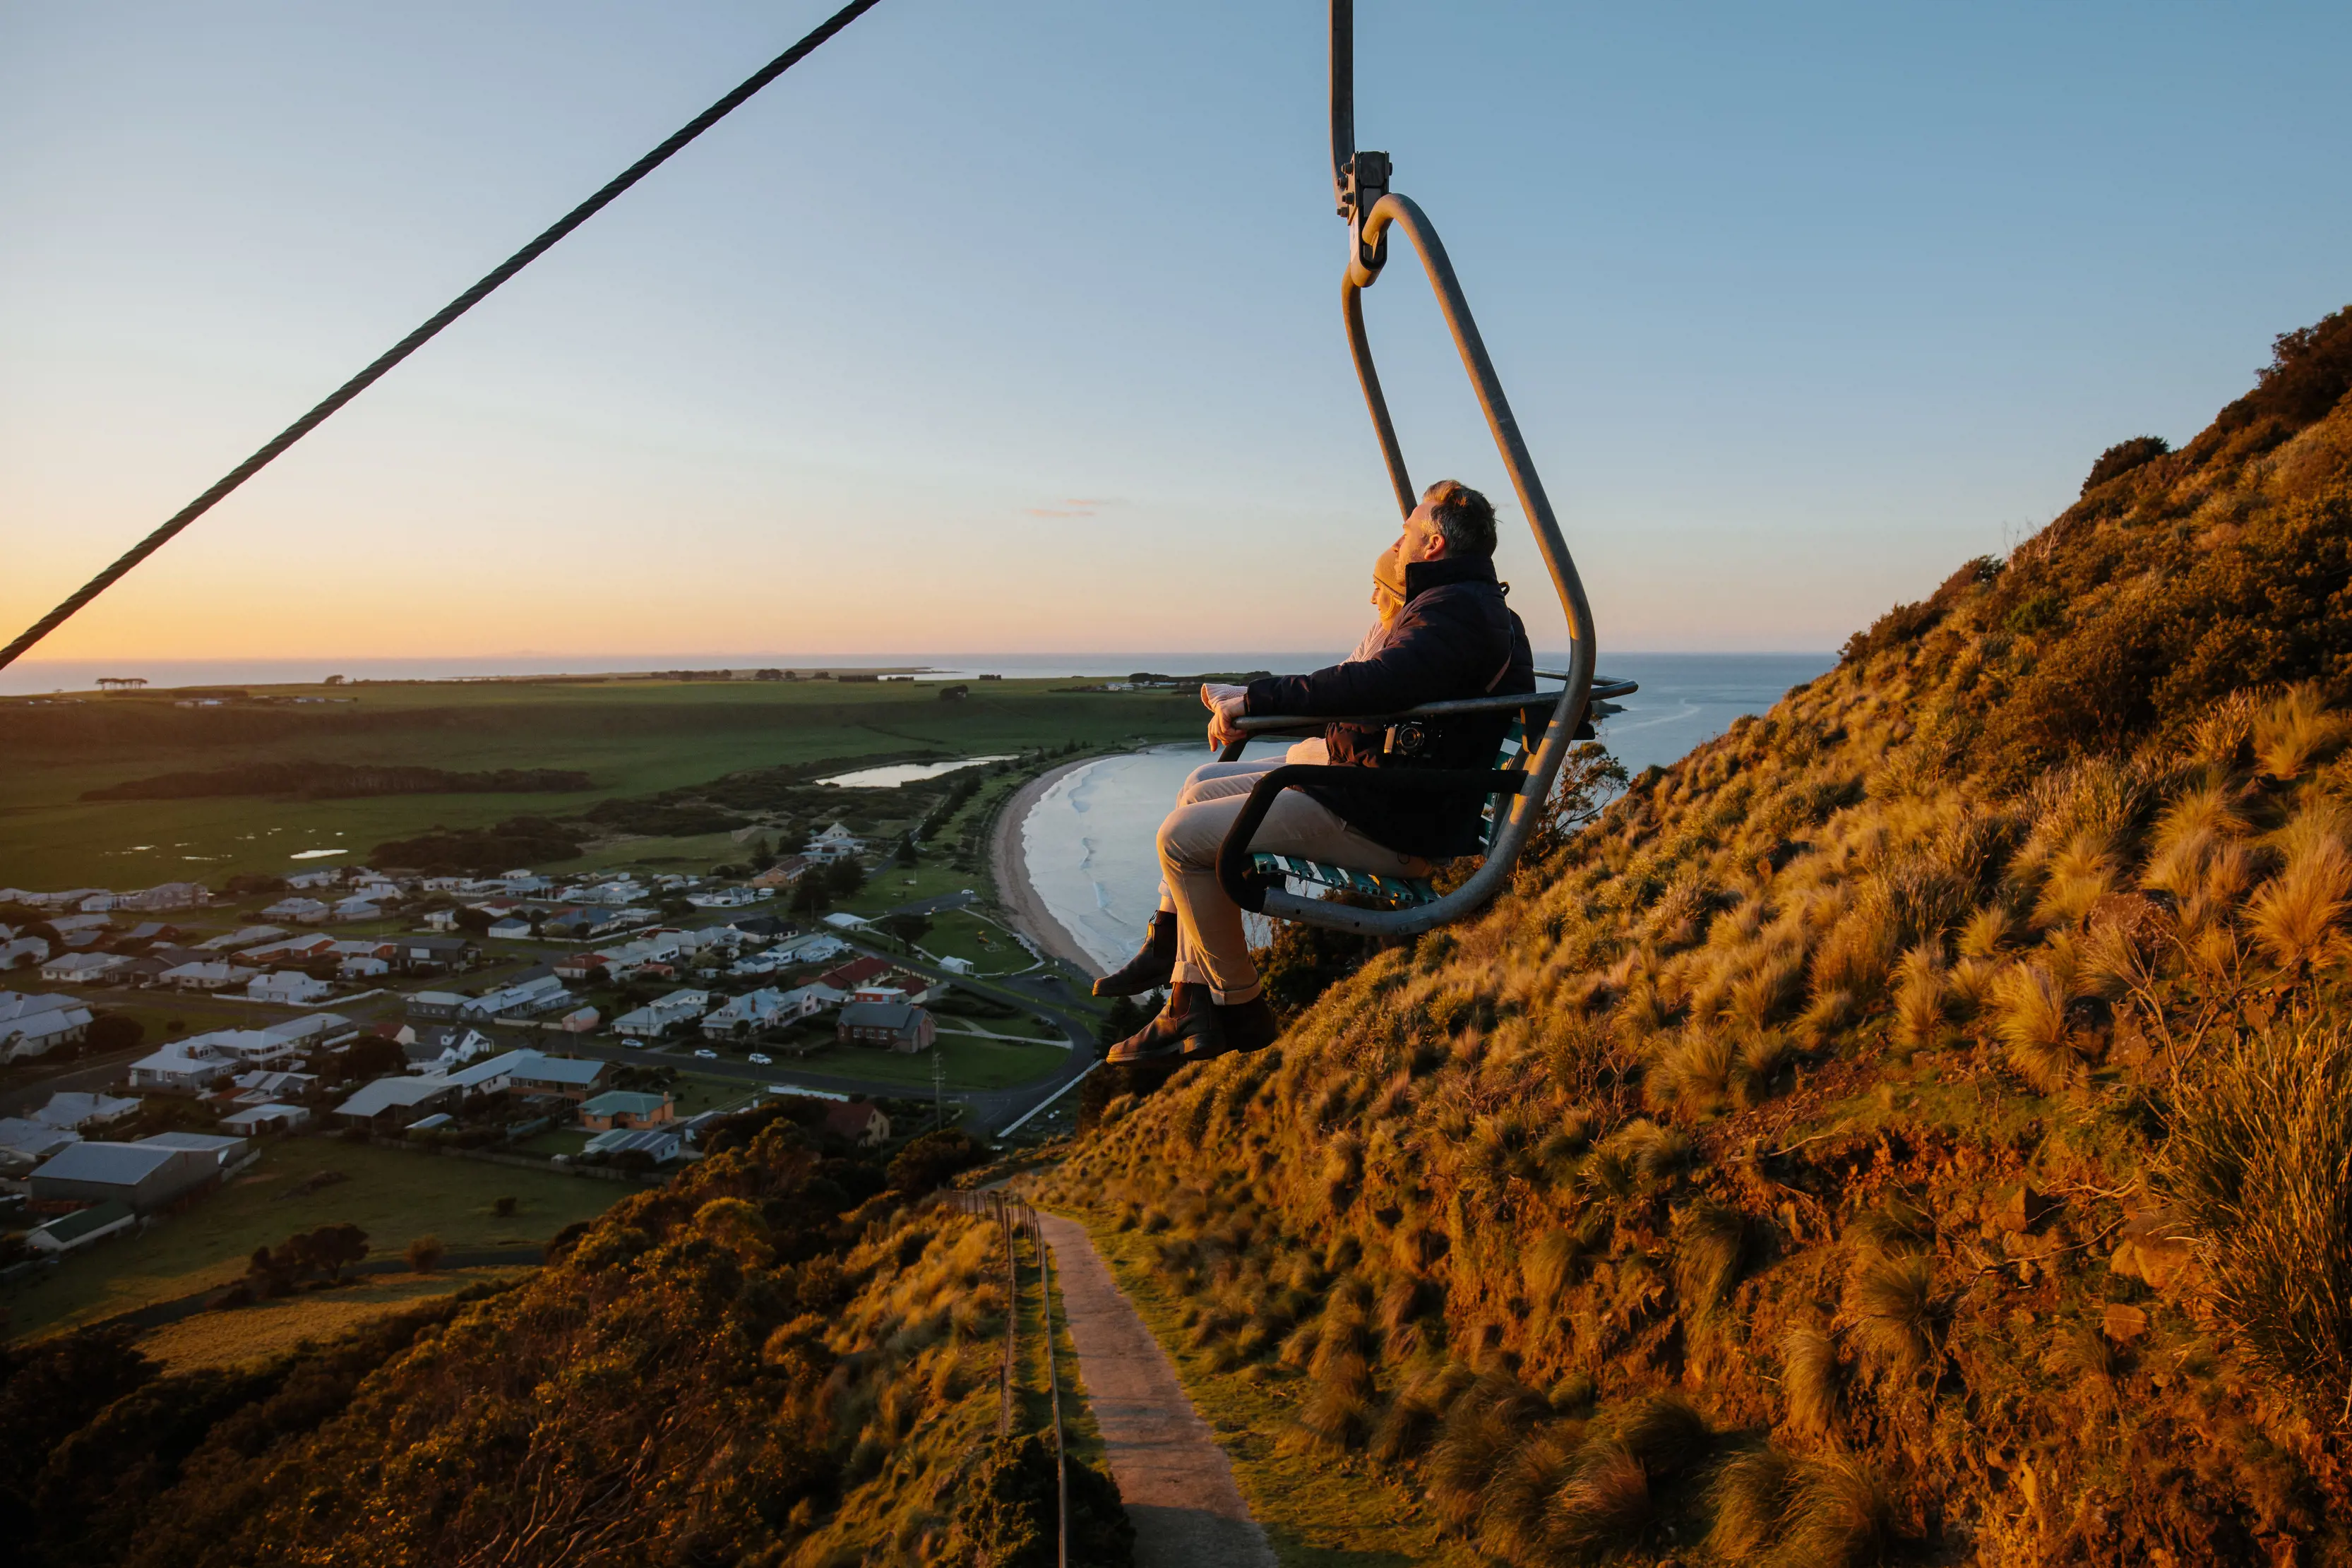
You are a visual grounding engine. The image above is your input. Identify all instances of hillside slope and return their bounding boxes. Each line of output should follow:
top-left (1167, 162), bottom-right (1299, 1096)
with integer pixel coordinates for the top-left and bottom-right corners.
top-left (4, 1110), bottom-right (1126, 1568)
top-left (1037, 306), bottom-right (2352, 1566)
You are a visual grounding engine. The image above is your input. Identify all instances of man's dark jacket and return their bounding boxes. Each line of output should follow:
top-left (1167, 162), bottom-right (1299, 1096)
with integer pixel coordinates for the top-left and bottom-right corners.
top-left (1243, 553), bottom-right (1534, 859)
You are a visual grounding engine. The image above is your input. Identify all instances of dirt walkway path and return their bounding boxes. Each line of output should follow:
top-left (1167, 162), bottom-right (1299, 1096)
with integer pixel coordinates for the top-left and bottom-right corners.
top-left (1035, 1211), bottom-right (1277, 1568)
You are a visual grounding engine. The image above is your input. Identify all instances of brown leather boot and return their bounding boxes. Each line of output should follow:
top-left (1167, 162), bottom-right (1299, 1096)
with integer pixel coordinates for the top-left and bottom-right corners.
top-left (1093, 911), bottom-right (1177, 998)
top-left (1105, 982), bottom-right (1213, 1063)
top-left (1188, 996), bottom-right (1281, 1061)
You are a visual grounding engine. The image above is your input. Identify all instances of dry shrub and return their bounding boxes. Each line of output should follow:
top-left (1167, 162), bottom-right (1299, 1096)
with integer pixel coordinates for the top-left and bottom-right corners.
top-left (1848, 1253), bottom-right (1942, 1378)
top-left (1427, 1375), bottom-right (1546, 1529)
top-left (1618, 1392), bottom-right (1714, 1479)
top-left (1673, 1202), bottom-right (1749, 1324)
top-left (1990, 961), bottom-right (2082, 1093)
top-left (2246, 805), bottom-right (2352, 969)
top-left (1891, 943), bottom-right (1947, 1050)
top-left (2033, 831), bottom-right (2125, 928)
top-left (1731, 1030), bottom-right (1797, 1108)
top-left (2017, 755), bottom-right (2155, 877)
top-left (2253, 683), bottom-right (2349, 779)
top-left (1789, 963), bottom-right (1851, 1031)
top-left (1726, 946), bottom-right (1807, 1031)
top-left (1956, 903), bottom-right (2015, 959)
top-left (1777, 1454), bottom-right (1900, 1567)
top-left (2142, 781), bottom-right (2251, 898)
top-left (1546, 1442), bottom-right (1654, 1554)
top-left (1371, 1360), bottom-right (1472, 1464)
top-left (1808, 899), bottom-right (1900, 1005)
top-left (2043, 1322), bottom-right (2121, 1407)
top-left (1523, 1227), bottom-right (1584, 1303)
top-left (2167, 1020), bottom-right (2352, 1410)
top-left (1846, 1199), bottom-right (1934, 1259)
top-left (1947, 954), bottom-right (2000, 1018)
top-left (2184, 686), bottom-right (2266, 769)
top-left (1476, 1423), bottom-right (1581, 1561)
top-left (1661, 1027), bottom-right (1736, 1115)
top-left (1706, 1446), bottom-right (1795, 1558)
top-left (1781, 1326), bottom-right (1842, 1440)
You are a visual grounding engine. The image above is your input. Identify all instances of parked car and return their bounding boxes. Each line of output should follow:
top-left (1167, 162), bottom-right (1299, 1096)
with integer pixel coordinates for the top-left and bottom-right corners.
top-left (693, 1047), bottom-right (717, 1060)
top-left (622, 1037), bottom-right (645, 1051)
top-left (747, 1052), bottom-right (772, 1065)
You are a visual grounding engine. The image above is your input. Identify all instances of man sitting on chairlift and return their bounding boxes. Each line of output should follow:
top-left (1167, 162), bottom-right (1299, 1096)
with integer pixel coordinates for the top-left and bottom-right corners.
top-left (1102, 479), bottom-right (1534, 1064)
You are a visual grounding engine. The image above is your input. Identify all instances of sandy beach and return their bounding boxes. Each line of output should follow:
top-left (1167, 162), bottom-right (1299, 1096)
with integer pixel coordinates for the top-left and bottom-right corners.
top-left (988, 757), bottom-right (1104, 978)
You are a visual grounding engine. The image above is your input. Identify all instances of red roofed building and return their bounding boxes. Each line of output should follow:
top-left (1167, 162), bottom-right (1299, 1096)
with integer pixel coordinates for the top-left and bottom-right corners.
top-left (819, 956), bottom-right (894, 992)
top-left (823, 1099), bottom-right (890, 1148)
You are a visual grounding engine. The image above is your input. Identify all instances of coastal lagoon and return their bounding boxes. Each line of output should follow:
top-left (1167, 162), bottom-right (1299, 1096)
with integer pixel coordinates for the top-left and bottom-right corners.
top-left (1020, 652), bottom-right (1833, 972)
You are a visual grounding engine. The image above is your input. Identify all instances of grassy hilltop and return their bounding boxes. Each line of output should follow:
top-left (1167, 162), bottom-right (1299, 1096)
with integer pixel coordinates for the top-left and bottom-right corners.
top-left (1034, 306), bottom-right (2352, 1564)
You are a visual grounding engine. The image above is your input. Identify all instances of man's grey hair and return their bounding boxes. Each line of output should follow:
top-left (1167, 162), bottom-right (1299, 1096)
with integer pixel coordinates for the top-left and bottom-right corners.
top-left (1422, 479), bottom-right (1498, 558)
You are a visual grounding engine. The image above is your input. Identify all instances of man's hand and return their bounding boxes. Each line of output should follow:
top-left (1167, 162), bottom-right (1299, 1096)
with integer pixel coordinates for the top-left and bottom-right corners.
top-left (1202, 683), bottom-right (1248, 752)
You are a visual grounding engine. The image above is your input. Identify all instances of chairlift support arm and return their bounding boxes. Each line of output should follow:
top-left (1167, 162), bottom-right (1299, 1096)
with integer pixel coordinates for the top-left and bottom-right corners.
top-left (1210, 2), bottom-right (1602, 938)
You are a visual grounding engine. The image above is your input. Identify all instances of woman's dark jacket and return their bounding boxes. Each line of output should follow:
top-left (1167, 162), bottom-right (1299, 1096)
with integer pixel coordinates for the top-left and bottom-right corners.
top-left (1243, 553), bottom-right (1534, 859)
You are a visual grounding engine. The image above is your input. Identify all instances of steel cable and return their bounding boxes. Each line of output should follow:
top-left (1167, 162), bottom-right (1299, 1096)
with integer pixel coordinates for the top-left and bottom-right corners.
top-left (0, 0), bottom-right (885, 673)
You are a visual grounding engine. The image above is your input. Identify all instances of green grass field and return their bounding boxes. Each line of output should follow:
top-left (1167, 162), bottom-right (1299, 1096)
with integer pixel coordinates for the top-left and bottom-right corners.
top-left (133, 1263), bottom-right (532, 1372)
top-left (768, 1034), bottom-right (1070, 1091)
top-left (4, 1137), bottom-right (626, 1339)
top-left (0, 676), bottom-right (1200, 889)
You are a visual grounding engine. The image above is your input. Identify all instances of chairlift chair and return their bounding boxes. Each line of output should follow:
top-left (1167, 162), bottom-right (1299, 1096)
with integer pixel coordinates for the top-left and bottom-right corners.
top-left (1210, 2), bottom-right (1635, 939)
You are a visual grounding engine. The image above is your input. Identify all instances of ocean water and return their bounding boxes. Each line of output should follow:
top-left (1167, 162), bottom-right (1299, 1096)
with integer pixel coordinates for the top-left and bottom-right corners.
top-left (1020, 652), bottom-right (1834, 973)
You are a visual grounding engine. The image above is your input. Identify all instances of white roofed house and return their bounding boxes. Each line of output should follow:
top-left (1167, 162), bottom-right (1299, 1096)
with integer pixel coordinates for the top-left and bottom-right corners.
top-left (330, 897), bottom-right (383, 923)
top-left (583, 1125), bottom-right (684, 1164)
top-left (0, 991), bottom-right (95, 1063)
top-left (159, 960), bottom-right (258, 992)
top-left (486, 917), bottom-right (532, 940)
top-left (701, 986), bottom-right (824, 1039)
top-left (47, 913), bottom-right (113, 948)
top-left (246, 970), bottom-right (335, 1005)
top-left (263, 897), bottom-right (332, 923)
top-left (220, 1102), bottom-right (310, 1136)
top-left (332, 1075), bottom-right (455, 1129)
top-left (457, 972), bottom-right (571, 1022)
top-left (804, 822), bottom-right (865, 862)
top-left (398, 1024), bottom-right (499, 1070)
top-left (0, 935), bottom-right (51, 971)
top-left (504, 1053), bottom-right (609, 1106)
top-left (199, 924), bottom-right (285, 950)
top-left (609, 988), bottom-right (713, 1039)
top-left (284, 868), bottom-right (342, 890)
top-left (35, 1091), bottom-right (139, 1130)
top-left (0, 1117), bottom-right (80, 1176)
top-left (127, 1039), bottom-right (232, 1093)
top-left (40, 951), bottom-right (129, 986)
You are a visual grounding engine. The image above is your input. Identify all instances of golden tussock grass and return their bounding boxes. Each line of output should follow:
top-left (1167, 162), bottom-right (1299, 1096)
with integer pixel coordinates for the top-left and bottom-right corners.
top-left (1990, 960), bottom-right (2082, 1092)
top-left (1781, 1324), bottom-right (1843, 1440)
top-left (1847, 1252), bottom-right (1942, 1378)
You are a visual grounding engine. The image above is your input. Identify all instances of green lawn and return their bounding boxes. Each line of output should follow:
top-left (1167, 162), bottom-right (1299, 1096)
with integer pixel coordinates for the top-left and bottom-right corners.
top-left (0, 676), bottom-right (1200, 889)
top-left (4, 1137), bottom-right (626, 1339)
top-left (776, 1035), bottom-right (1069, 1091)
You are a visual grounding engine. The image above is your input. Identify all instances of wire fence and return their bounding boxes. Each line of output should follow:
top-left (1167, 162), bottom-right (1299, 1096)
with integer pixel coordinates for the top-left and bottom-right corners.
top-left (942, 1188), bottom-right (1070, 1565)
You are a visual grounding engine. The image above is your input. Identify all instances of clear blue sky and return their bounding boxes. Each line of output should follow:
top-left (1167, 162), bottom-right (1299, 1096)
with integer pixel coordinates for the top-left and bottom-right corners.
top-left (2, 1), bottom-right (2346, 666)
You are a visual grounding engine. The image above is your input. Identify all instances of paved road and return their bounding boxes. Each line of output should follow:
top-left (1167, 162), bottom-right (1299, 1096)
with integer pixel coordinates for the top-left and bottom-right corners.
top-left (1037, 1211), bottom-right (1277, 1568)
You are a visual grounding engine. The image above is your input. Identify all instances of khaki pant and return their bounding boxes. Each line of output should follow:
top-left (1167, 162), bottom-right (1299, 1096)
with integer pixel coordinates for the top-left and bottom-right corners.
top-left (1154, 753), bottom-right (1428, 1004)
